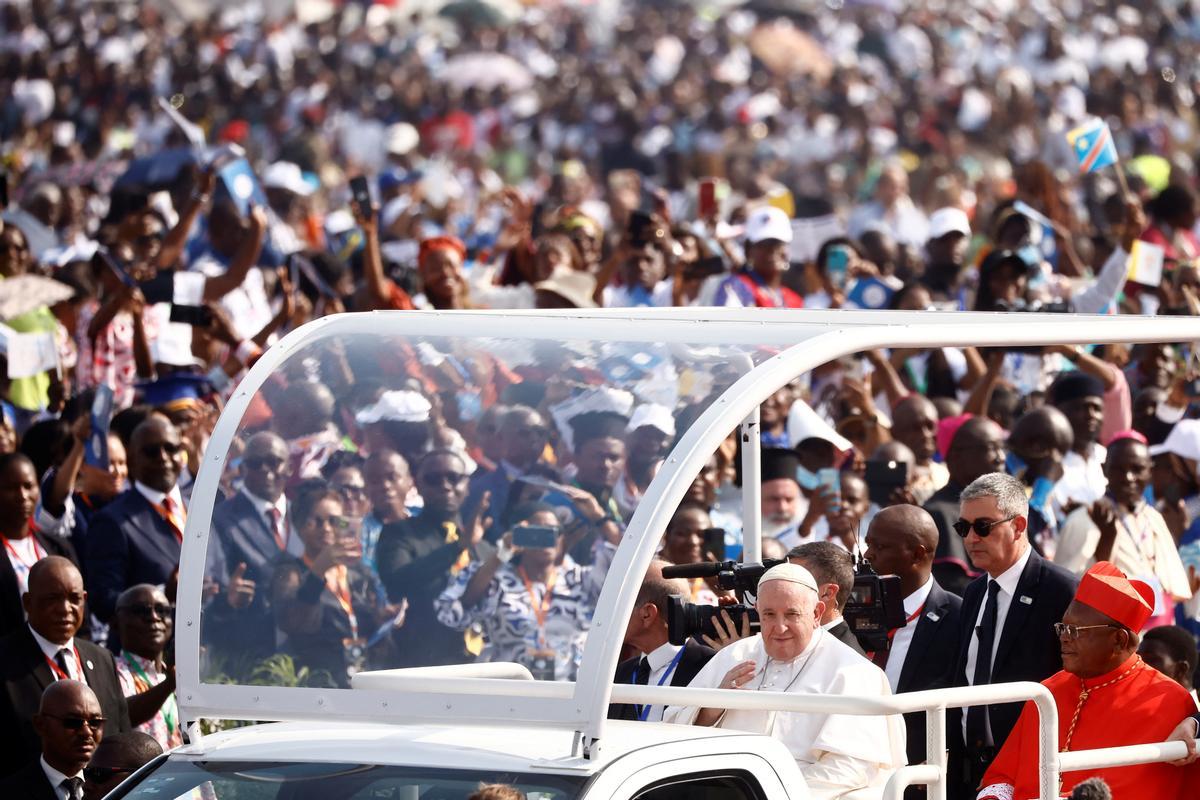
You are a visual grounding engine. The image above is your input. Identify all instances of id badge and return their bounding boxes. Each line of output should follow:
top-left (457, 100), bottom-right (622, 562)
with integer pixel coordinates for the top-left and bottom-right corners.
top-left (524, 648), bottom-right (556, 681)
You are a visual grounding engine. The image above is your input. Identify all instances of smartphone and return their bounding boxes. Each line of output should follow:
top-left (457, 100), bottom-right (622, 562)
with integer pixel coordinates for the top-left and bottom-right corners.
top-left (628, 210), bottom-right (657, 244)
top-left (685, 255), bottom-right (726, 282)
top-left (0, 171), bottom-right (7, 209)
top-left (169, 304), bottom-right (213, 327)
top-left (817, 468), bottom-right (842, 513)
top-left (703, 527), bottom-right (726, 562)
top-left (349, 175), bottom-right (372, 219)
top-left (698, 178), bottom-right (718, 218)
top-left (513, 525), bottom-right (560, 550)
top-left (824, 245), bottom-right (853, 291)
top-left (865, 459), bottom-right (909, 507)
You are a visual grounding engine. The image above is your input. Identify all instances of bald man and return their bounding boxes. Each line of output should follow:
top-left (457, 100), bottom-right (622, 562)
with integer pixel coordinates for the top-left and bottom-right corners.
top-left (0, 559), bottom-right (129, 777)
top-left (0, 681), bottom-right (103, 799)
top-left (890, 396), bottom-right (946, 504)
top-left (86, 416), bottom-right (188, 623)
top-left (82, 731), bottom-right (162, 800)
top-left (863, 506), bottom-right (964, 773)
top-left (1007, 407), bottom-right (1073, 546)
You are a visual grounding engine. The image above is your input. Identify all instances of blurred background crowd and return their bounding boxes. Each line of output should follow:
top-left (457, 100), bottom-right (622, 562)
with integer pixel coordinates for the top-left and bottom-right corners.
top-left (2, 0), bottom-right (1200, 778)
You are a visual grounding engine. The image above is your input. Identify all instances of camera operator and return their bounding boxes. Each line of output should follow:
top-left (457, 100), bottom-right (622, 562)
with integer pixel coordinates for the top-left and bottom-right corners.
top-left (787, 542), bottom-right (865, 656)
top-left (664, 563), bottom-right (903, 798)
top-left (608, 560), bottom-right (716, 722)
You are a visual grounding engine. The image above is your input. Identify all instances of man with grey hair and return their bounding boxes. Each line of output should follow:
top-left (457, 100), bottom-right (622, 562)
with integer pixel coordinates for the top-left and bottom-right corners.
top-left (665, 563), bottom-right (904, 799)
top-left (948, 473), bottom-right (1078, 800)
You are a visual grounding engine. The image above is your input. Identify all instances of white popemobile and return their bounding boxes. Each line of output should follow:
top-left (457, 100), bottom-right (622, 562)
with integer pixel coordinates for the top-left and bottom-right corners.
top-left (102, 309), bottom-right (1197, 800)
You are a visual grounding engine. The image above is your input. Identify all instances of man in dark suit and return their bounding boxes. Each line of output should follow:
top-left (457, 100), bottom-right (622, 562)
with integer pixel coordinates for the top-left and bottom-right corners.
top-left (0, 557), bottom-right (130, 777)
top-left (863, 505), bottom-right (964, 779)
top-left (609, 560), bottom-right (715, 721)
top-left (81, 731), bottom-right (162, 800)
top-left (788, 541), bottom-right (866, 656)
top-left (204, 432), bottom-right (296, 672)
top-left (948, 473), bottom-right (1078, 800)
top-left (0, 680), bottom-right (104, 799)
top-left (922, 417), bottom-right (1007, 596)
top-left (85, 416), bottom-right (188, 624)
top-left (0, 453), bottom-right (82, 639)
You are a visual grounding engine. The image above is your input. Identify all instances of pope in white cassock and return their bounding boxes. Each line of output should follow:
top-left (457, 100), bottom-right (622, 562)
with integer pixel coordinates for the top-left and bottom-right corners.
top-left (664, 562), bottom-right (905, 799)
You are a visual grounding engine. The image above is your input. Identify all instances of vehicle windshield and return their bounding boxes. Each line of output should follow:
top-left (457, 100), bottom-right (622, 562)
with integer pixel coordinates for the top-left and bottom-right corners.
top-left (110, 759), bottom-right (587, 800)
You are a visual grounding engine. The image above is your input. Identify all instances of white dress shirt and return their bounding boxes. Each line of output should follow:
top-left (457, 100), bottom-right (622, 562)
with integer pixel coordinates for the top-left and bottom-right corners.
top-left (29, 624), bottom-right (82, 681)
top-left (134, 480), bottom-right (184, 514)
top-left (41, 755), bottom-right (83, 800)
top-left (240, 487), bottom-right (296, 554)
top-left (638, 641), bottom-right (684, 722)
top-left (884, 577), bottom-right (935, 692)
top-left (962, 545), bottom-right (1033, 743)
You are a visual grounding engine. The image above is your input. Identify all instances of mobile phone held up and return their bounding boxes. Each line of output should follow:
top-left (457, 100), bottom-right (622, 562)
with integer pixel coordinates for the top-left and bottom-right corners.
top-left (512, 525), bottom-right (559, 550)
top-left (864, 459), bottom-right (909, 508)
top-left (349, 175), bottom-right (372, 221)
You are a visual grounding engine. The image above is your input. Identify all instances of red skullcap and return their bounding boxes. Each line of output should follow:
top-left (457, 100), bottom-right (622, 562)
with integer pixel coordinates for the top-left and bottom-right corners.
top-left (1074, 561), bottom-right (1156, 631)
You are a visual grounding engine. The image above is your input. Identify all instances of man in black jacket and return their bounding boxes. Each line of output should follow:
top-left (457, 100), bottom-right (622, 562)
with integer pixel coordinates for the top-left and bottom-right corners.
top-left (376, 450), bottom-right (477, 667)
top-left (0, 558), bottom-right (129, 777)
top-left (0, 680), bottom-right (104, 799)
top-left (788, 541), bottom-right (866, 656)
top-left (863, 504), bottom-right (963, 777)
top-left (947, 473), bottom-right (1077, 800)
top-left (609, 560), bottom-right (715, 721)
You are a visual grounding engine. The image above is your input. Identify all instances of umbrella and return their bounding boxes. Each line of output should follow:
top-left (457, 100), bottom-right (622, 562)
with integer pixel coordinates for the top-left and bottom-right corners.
top-left (439, 53), bottom-right (534, 92)
top-left (0, 274), bottom-right (75, 321)
top-left (748, 21), bottom-right (834, 81)
top-left (113, 147), bottom-right (197, 193)
top-left (438, 0), bottom-right (521, 28)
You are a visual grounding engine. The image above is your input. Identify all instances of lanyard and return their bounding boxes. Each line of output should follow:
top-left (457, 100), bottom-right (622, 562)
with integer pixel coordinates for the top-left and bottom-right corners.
top-left (303, 557), bottom-right (358, 640)
top-left (519, 566), bottom-right (558, 643)
top-left (888, 602), bottom-right (927, 643)
top-left (122, 652), bottom-right (177, 736)
top-left (44, 645), bottom-right (82, 681)
top-left (636, 647), bottom-right (687, 722)
top-left (1, 533), bottom-right (46, 569)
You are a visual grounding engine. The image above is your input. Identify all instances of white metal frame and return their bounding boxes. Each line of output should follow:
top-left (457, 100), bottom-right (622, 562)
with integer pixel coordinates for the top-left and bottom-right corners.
top-left (175, 309), bottom-right (1200, 800)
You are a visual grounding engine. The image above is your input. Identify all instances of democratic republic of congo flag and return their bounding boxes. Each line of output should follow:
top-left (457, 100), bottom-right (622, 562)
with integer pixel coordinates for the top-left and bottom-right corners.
top-left (1067, 119), bottom-right (1119, 173)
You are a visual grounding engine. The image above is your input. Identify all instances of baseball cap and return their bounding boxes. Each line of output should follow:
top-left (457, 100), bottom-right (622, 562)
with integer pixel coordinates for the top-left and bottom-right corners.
top-left (927, 207), bottom-right (971, 241)
top-left (744, 206), bottom-right (793, 245)
top-left (262, 161), bottom-right (316, 197)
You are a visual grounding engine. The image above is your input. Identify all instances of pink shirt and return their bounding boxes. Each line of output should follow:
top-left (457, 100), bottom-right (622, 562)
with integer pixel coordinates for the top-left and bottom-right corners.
top-left (1100, 361), bottom-right (1132, 447)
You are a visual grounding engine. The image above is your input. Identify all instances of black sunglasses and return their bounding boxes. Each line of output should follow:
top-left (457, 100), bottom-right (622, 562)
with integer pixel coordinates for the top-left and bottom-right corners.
top-left (244, 456), bottom-right (286, 472)
top-left (142, 442), bottom-right (184, 457)
top-left (953, 515), bottom-right (1017, 538)
top-left (83, 765), bottom-right (132, 783)
top-left (120, 602), bottom-right (173, 621)
top-left (45, 714), bottom-right (105, 731)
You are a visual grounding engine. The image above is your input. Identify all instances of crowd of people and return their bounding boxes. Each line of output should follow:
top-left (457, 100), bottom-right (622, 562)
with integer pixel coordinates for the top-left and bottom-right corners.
top-left (5, 0), bottom-right (1200, 797)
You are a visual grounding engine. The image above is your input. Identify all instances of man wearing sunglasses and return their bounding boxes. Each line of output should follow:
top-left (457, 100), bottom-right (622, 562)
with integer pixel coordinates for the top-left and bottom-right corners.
top-left (0, 680), bottom-right (103, 800)
top-left (86, 416), bottom-right (189, 625)
top-left (0, 558), bottom-right (130, 778)
top-left (978, 562), bottom-right (1197, 800)
top-left (947, 473), bottom-right (1078, 800)
top-left (81, 731), bottom-right (162, 800)
top-left (113, 586), bottom-right (180, 750)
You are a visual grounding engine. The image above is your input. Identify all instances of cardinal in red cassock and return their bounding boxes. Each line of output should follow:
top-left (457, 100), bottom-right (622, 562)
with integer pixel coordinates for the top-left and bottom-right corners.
top-left (976, 561), bottom-right (1196, 800)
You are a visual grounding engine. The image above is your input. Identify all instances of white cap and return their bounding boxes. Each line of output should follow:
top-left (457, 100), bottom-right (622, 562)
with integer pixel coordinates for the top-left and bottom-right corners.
top-left (758, 562), bottom-right (819, 594)
top-left (787, 399), bottom-right (853, 454)
top-left (627, 403), bottom-right (676, 438)
top-left (1149, 420), bottom-right (1200, 462)
top-left (262, 161), bottom-right (315, 197)
top-left (927, 207), bottom-right (971, 241)
top-left (355, 390), bottom-right (432, 425)
top-left (386, 123), bottom-right (420, 156)
top-left (744, 206), bottom-right (793, 245)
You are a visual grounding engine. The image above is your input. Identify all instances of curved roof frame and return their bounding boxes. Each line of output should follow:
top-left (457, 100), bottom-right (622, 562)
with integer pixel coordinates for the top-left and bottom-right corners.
top-left (175, 309), bottom-right (1200, 740)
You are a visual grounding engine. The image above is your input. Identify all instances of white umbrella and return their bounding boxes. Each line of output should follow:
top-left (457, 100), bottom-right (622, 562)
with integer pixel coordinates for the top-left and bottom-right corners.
top-left (0, 274), bottom-right (75, 321)
top-left (439, 53), bottom-right (534, 92)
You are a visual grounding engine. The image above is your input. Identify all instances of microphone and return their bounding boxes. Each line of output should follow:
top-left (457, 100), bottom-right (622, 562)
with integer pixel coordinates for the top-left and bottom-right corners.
top-left (1068, 778), bottom-right (1111, 800)
top-left (661, 561), bottom-right (729, 579)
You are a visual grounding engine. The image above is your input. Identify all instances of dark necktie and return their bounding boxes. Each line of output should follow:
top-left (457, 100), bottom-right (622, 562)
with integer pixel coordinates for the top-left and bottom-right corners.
top-left (635, 656), bottom-right (651, 685)
top-left (966, 580), bottom-right (1001, 747)
top-left (55, 648), bottom-right (72, 681)
top-left (268, 507), bottom-right (285, 551)
top-left (61, 776), bottom-right (83, 800)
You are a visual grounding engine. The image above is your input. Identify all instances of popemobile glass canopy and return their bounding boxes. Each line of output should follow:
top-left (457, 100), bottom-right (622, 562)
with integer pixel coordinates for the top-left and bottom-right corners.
top-left (176, 308), bottom-right (1200, 744)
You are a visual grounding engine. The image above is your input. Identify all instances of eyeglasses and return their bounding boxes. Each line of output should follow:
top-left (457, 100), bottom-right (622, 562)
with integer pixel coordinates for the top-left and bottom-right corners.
top-left (952, 515), bottom-right (1017, 538)
top-left (83, 765), bottom-right (133, 783)
top-left (334, 483), bottom-right (367, 499)
top-left (45, 714), bottom-right (105, 731)
top-left (119, 602), bottom-right (173, 621)
top-left (309, 514), bottom-right (351, 531)
top-left (244, 456), bottom-right (286, 472)
top-left (1054, 622), bottom-right (1122, 640)
top-left (141, 442), bottom-right (183, 458)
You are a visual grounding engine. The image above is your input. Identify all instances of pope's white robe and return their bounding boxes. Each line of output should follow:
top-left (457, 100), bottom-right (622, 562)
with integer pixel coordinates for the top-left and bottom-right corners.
top-left (664, 629), bottom-right (905, 800)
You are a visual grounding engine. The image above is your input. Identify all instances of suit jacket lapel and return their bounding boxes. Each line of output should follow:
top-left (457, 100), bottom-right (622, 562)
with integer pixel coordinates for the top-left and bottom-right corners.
top-left (127, 492), bottom-right (182, 564)
top-left (19, 627), bottom-right (58, 692)
top-left (898, 583), bottom-right (950, 691)
top-left (992, 551), bottom-right (1042, 672)
top-left (230, 495), bottom-right (278, 571)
